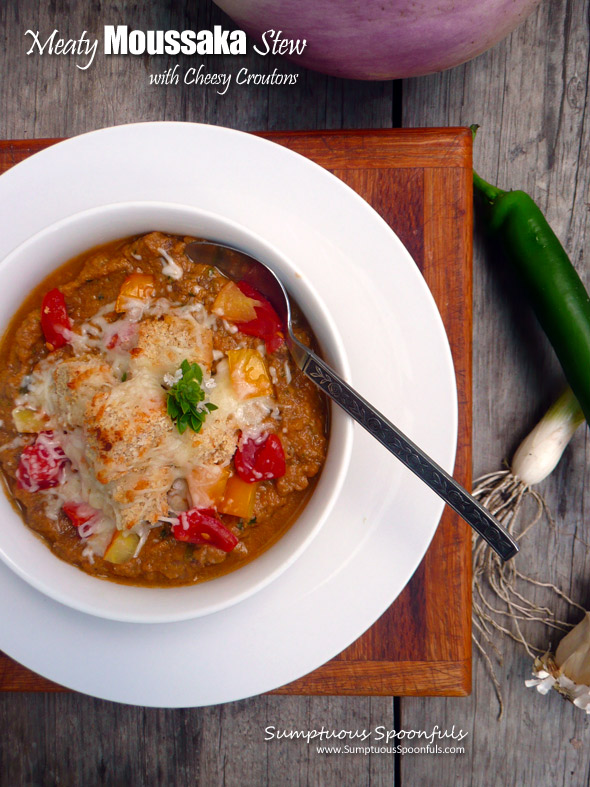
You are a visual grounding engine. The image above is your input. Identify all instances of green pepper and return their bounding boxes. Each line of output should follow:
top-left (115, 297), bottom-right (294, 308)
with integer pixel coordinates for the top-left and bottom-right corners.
top-left (474, 170), bottom-right (590, 427)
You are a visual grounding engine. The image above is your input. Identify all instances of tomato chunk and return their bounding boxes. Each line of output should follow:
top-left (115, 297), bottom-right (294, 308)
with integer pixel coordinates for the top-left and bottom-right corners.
top-left (16, 432), bottom-right (68, 492)
top-left (40, 289), bottom-right (72, 350)
top-left (234, 281), bottom-right (284, 353)
top-left (172, 508), bottom-right (239, 552)
top-left (234, 433), bottom-right (286, 483)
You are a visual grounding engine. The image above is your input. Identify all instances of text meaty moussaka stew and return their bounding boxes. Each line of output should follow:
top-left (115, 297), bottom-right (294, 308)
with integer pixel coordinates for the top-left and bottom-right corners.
top-left (0, 233), bottom-right (328, 586)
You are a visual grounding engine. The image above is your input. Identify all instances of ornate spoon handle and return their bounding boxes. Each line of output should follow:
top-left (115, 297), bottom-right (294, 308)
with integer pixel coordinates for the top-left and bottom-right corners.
top-left (301, 350), bottom-right (518, 561)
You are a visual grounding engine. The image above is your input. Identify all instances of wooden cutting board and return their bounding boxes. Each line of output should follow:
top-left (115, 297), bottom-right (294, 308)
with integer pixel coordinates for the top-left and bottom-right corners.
top-left (0, 129), bottom-right (472, 697)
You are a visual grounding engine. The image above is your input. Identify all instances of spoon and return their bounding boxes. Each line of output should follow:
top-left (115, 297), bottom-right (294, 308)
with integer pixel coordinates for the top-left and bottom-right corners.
top-left (185, 240), bottom-right (519, 562)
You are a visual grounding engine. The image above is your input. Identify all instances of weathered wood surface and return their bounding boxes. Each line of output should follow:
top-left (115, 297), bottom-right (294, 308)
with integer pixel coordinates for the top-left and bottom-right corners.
top-left (0, 0), bottom-right (587, 784)
top-left (402, 0), bottom-right (590, 783)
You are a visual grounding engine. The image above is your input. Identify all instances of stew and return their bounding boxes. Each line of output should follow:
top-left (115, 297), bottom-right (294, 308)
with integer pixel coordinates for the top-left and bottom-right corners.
top-left (0, 233), bottom-right (328, 586)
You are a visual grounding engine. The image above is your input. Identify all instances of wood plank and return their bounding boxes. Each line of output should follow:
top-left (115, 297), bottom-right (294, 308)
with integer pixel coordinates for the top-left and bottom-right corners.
top-left (0, 4), bottom-right (396, 139)
top-left (0, 654), bottom-right (62, 692)
top-left (0, 129), bottom-right (471, 698)
top-left (0, 691), bottom-right (394, 786)
top-left (271, 660), bottom-right (470, 697)
top-left (261, 128), bottom-right (472, 168)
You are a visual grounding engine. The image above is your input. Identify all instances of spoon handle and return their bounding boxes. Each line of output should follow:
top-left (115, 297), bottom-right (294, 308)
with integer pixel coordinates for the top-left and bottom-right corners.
top-left (301, 350), bottom-right (519, 561)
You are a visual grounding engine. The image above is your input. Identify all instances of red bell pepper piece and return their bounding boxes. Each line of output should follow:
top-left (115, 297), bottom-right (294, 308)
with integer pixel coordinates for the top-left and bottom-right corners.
top-left (62, 501), bottom-right (100, 528)
top-left (172, 508), bottom-right (239, 552)
top-left (106, 321), bottom-right (138, 350)
top-left (40, 289), bottom-right (72, 350)
top-left (234, 433), bottom-right (286, 483)
top-left (16, 431), bottom-right (68, 492)
top-left (234, 281), bottom-right (284, 353)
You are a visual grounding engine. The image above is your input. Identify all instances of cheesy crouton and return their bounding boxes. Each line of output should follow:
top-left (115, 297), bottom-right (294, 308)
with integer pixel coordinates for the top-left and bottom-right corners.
top-left (130, 314), bottom-right (213, 377)
top-left (109, 466), bottom-right (174, 530)
top-left (52, 356), bottom-right (116, 428)
top-left (186, 415), bottom-right (238, 468)
top-left (84, 371), bottom-right (171, 484)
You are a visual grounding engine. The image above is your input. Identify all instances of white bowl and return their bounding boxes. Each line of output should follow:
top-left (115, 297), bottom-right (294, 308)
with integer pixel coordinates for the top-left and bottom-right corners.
top-left (0, 202), bottom-right (353, 623)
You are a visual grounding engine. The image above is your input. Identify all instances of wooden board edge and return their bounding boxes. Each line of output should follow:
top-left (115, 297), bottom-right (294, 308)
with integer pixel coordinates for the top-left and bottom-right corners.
top-left (270, 659), bottom-right (472, 697)
top-left (0, 654), bottom-right (64, 692)
top-left (258, 128), bottom-right (473, 169)
top-left (0, 129), bottom-right (474, 173)
top-left (0, 138), bottom-right (61, 171)
top-left (394, 163), bottom-right (472, 674)
top-left (0, 131), bottom-right (474, 697)
top-left (0, 655), bottom-right (473, 697)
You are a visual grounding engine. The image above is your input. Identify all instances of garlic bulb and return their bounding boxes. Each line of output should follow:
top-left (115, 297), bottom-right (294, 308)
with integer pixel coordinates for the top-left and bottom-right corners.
top-left (526, 612), bottom-right (590, 712)
top-left (556, 611), bottom-right (590, 685)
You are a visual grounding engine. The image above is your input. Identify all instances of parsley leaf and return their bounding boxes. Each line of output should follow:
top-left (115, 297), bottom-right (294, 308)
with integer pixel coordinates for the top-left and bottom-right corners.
top-left (166, 360), bottom-right (218, 435)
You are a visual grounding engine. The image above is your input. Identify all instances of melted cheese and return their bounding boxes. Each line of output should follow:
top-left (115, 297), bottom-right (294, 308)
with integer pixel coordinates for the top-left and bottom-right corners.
top-left (158, 247), bottom-right (184, 280)
top-left (19, 291), bottom-right (282, 559)
top-left (209, 360), bottom-right (275, 441)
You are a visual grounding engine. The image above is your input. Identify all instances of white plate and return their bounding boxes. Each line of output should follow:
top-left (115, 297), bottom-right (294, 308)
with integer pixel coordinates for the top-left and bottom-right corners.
top-left (0, 123), bottom-right (457, 707)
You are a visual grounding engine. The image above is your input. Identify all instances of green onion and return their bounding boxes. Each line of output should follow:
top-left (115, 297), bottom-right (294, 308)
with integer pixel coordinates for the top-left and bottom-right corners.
top-left (472, 387), bottom-right (585, 718)
top-left (471, 133), bottom-right (590, 715)
top-left (511, 387), bottom-right (584, 485)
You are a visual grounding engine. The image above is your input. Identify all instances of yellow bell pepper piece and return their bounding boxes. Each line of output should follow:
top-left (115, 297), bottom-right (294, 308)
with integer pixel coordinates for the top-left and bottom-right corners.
top-left (218, 475), bottom-right (258, 519)
top-left (115, 273), bottom-right (156, 313)
top-left (12, 407), bottom-right (47, 433)
top-left (103, 530), bottom-right (140, 564)
top-left (187, 465), bottom-right (230, 508)
top-left (227, 349), bottom-right (273, 400)
top-left (212, 281), bottom-right (260, 322)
